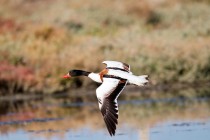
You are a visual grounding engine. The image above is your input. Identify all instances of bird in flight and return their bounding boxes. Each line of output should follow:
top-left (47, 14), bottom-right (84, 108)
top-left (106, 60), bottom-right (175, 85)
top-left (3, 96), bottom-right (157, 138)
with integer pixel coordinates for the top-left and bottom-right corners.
top-left (63, 60), bottom-right (149, 136)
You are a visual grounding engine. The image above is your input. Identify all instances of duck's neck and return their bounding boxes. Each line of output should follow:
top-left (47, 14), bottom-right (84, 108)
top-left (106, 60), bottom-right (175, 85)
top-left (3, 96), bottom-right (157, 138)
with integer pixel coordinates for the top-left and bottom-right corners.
top-left (71, 70), bottom-right (102, 83)
top-left (73, 70), bottom-right (91, 76)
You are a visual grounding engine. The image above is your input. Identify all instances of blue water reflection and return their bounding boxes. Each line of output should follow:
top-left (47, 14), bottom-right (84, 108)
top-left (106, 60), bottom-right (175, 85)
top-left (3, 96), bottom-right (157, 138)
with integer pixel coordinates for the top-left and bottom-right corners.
top-left (150, 120), bottom-right (210, 140)
top-left (1, 119), bottom-right (210, 140)
top-left (0, 91), bottom-right (210, 140)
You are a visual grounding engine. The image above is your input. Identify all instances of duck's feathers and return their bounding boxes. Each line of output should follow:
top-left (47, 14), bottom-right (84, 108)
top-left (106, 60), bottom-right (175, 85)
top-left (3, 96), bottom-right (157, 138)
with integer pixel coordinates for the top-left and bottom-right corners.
top-left (102, 61), bottom-right (130, 73)
top-left (96, 78), bottom-right (127, 136)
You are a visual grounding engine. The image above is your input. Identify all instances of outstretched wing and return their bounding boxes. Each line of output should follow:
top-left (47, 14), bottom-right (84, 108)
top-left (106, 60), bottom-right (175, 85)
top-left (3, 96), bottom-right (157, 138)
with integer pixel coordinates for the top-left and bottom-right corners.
top-left (102, 60), bottom-right (130, 72)
top-left (96, 78), bottom-right (127, 136)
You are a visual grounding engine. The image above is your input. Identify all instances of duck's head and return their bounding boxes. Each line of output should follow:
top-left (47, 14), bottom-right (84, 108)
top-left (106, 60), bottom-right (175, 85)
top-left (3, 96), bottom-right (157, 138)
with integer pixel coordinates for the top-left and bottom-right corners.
top-left (63, 70), bottom-right (90, 78)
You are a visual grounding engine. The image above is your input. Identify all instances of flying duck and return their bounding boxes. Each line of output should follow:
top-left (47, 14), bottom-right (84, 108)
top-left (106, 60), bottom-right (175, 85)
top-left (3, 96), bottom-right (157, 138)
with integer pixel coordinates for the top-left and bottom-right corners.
top-left (63, 61), bottom-right (149, 136)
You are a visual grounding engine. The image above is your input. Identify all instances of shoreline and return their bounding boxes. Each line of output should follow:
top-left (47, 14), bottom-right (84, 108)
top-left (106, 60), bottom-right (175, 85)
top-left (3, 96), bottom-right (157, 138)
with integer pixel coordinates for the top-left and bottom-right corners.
top-left (1, 81), bottom-right (210, 102)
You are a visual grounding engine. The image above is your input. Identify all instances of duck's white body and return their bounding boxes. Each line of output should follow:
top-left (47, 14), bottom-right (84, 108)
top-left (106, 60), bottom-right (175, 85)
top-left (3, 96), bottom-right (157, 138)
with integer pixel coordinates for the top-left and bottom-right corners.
top-left (64, 60), bottom-right (149, 136)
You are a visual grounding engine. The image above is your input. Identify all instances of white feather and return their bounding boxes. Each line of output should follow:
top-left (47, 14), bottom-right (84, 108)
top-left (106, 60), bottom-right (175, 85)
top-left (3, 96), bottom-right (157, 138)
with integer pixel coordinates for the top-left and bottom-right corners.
top-left (107, 69), bottom-right (149, 86)
top-left (96, 78), bottom-right (120, 109)
top-left (102, 60), bottom-right (130, 71)
top-left (88, 73), bottom-right (102, 83)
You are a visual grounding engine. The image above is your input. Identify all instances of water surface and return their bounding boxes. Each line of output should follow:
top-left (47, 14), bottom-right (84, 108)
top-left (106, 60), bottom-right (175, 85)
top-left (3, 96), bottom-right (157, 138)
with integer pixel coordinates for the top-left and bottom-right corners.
top-left (0, 88), bottom-right (210, 140)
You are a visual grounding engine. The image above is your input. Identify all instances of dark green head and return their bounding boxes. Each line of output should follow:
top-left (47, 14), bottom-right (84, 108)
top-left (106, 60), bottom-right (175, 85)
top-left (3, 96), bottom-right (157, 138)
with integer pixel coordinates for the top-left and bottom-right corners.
top-left (63, 70), bottom-right (91, 78)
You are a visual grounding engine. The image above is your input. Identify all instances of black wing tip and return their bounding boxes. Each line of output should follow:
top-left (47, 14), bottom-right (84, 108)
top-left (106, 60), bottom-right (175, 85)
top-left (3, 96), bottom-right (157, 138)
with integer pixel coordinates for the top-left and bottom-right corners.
top-left (103, 120), bottom-right (117, 136)
top-left (107, 127), bottom-right (115, 136)
top-left (103, 116), bottom-right (117, 136)
top-left (107, 126), bottom-right (116, 136)
top-left (109, 132), bottom-right (115, 136)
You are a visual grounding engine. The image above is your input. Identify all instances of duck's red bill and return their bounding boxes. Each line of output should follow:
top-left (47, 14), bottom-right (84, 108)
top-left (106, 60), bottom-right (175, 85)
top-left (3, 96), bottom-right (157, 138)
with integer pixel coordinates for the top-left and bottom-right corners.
top-left (63, 74), bottom-right (70, 78)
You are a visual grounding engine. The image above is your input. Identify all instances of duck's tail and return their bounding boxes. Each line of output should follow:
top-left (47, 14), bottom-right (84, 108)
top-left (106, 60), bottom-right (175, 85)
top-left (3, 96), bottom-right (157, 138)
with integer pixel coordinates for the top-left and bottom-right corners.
top-left (138, 75), bottom-right (149, 86)
top-left (128, 75), bottom-right (149, 86)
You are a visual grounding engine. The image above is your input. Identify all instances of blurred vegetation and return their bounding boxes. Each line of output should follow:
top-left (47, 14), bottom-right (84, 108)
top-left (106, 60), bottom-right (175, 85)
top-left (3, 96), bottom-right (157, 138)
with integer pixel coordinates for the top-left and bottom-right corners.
top-left (0, 0), bottom-right (210, 94)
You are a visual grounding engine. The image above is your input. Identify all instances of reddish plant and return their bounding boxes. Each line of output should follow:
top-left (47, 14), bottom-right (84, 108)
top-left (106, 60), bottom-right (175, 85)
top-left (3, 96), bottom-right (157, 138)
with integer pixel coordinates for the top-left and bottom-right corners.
top-left (0, 61), bottom-right (36, 93)
top-left (0, 18), bottom-right (22, 34)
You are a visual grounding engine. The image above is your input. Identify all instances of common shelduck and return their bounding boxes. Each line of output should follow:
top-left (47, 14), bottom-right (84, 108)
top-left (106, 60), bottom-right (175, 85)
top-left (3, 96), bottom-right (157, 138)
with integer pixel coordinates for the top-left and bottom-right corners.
top-left (63, 60), bottom-right (149, 136)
